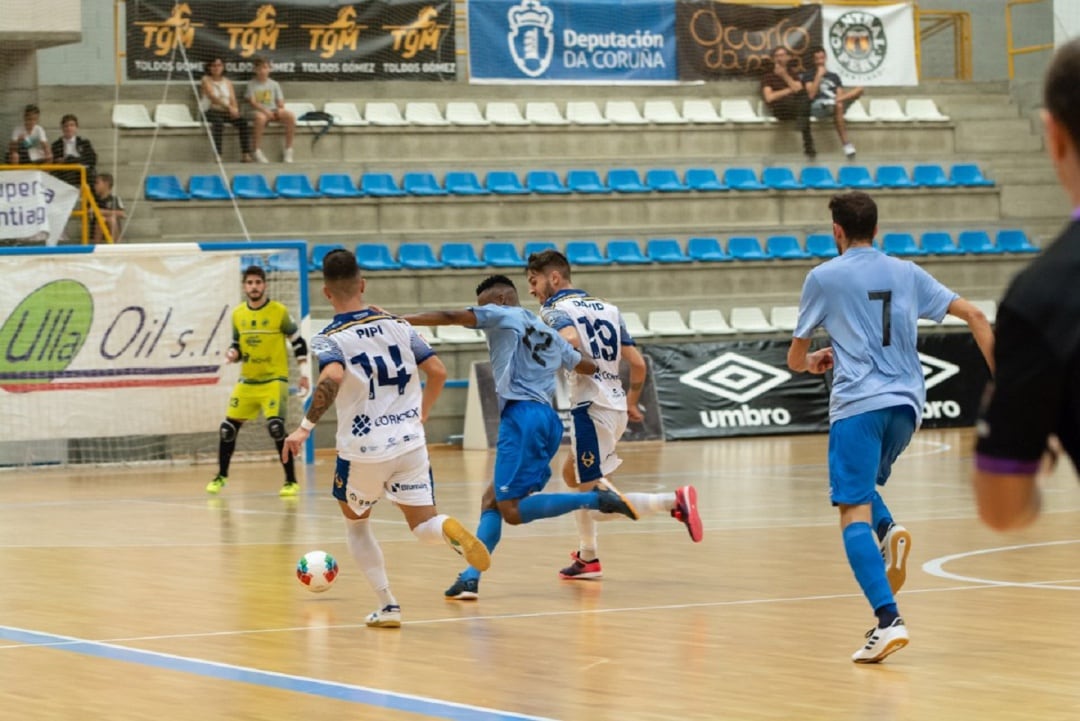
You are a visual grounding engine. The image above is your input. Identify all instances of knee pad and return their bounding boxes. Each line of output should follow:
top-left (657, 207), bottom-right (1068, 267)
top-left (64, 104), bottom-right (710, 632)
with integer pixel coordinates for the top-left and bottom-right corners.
top-left (267, 417), bottom-right (286, 441)
top-left (219, 419), bottom-right (240, 443)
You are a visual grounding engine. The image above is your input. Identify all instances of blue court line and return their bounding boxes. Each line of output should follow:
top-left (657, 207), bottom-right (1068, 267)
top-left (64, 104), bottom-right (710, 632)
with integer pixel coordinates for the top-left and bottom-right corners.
top-left (0, 625), bottom-right (555, 721)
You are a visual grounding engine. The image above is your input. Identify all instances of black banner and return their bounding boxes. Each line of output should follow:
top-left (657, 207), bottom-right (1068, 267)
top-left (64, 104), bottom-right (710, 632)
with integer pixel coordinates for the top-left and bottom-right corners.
top-left (126, 0), bottom-right (456, 81)
top-left (676, 1), bottom-right (821, 80)
top-left (915, 332), bottom-right (992, 429)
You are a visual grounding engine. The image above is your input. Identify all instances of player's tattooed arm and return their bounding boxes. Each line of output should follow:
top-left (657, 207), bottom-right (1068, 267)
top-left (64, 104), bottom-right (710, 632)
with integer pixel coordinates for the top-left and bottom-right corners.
top-left (305, 376), bottom-right (340, 424)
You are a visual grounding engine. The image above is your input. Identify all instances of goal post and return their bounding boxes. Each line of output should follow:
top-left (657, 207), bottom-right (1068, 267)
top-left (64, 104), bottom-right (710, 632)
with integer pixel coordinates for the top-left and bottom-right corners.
top-left (0, 240), bottom-right (314, 468)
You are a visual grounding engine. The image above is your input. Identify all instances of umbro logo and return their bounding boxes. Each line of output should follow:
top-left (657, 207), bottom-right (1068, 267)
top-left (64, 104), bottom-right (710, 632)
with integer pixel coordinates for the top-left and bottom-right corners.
top-left (919, 353), bottom-right (960, 390)
top-left (679, 352), bottom-right (792, 403)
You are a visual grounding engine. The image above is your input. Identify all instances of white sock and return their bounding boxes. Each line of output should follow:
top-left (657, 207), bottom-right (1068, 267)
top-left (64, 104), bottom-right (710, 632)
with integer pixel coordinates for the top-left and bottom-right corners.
top-left (412, 514), bottom-right (448, 545)
top-left (344, 517), bottom-right (396, 608)
top-left (574, 508), bottom-right (598, 560)
top-left (591, 492), bottom-right (674, 521)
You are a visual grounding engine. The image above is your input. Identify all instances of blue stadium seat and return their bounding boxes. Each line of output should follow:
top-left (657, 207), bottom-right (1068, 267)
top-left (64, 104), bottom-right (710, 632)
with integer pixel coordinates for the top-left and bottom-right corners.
top-left (523, 241), bottom-right (557, 259)
top-left (728, 236), bottom-right (768, 260)
top-left (881, 232), bottom-right (926, 256)
top-left (566, 169), bottom-right (611, 194)
top-left (800, 166), bottom-right (841, 190)
top-left (398, 243), bottom-right (445, 269)
top-left (232, 174), bottom-right (276, 199)
top-left (275, 174), bottom-right (320, 199)
top-left (482, 242), bottom-right (527, 267)
top-left (950, 163), bottom-right (995, 187)
top-left (360, 172), bottom-right (406, 197)
top-left (687, 237), bottom-right (732, 262)
top-left (188, 175), bottom-right (232, 200)
top-left (645, 169), bottom-right (690, 192)
top-left (920, 231), bottom-right (963, 255)
top-left (486, 171), bottom-right (529, 195)
top-left (403, 172), bottom-right (448, 196)
top-left (761, 167), bottom-right (803, 190)
top-left (444, 171), bottom-right (491, 196)
top-left (565, 241), bottom-right (610, 265)
top-left (957, 230), bottom-right (1003, 254)
top-left (876, 166), bottom-right (915, 189)
top-left (723, 168), bottom-right (767, 191)
top-left (685, 168), bottom-right (728, 191)
top-left (995, 229), bottom-right (1038, 253)
top-left (606, 239), bottom-right (651, 264)
top-left (766, 235), bottom-right (811, 259)
top-left (806, 233), bottom-right (839, 258)
top-left (145, 175), bottom-right (189, 200)
top-left (440, 242), bottom-right (486, 268)
top-left (526, 170), bottom-right (571, 194)
top-left (311, 244), bottom-right (345, 271)
top-left (837, 166), bottom-right (879, 189)
top-left (318, 173), bottom-right (363, 198)
top-left (267, 252), bottom-right (300, 272)
top-left (356, 243), bottom-right (401, 270)
top-left (646, 238), bottom-right (692, 263)
top-left (912, 164), bottom-right (956, 188)
top-left (607, 169), bottom-right (651, 193)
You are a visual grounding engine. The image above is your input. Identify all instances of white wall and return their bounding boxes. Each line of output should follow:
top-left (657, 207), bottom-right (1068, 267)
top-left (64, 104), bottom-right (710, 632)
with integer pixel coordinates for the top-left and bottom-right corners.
top-left (37, 1), bottom-right (115, 85)
top-left (0, 0), bottom-right (80, 35)
top-left (1055, 0), bottom-right (1080, 45)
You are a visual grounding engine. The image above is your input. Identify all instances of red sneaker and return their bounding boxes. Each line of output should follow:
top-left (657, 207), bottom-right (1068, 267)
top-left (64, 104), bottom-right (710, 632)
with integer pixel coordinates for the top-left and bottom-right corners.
top-left (559, 551), bottom-right (603, 580)
top-left (672, 485), bottom-right (703, 542)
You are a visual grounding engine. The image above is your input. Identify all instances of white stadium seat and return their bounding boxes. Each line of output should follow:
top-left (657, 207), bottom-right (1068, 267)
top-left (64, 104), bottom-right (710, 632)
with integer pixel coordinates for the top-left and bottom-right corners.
top-left (525, 102), bottom-right (569, 126)
top-left (485, 102), bottom-right (530, 125)
top-left (905, 98), bottom-right (950, 122)
top-left (688, 309), bottom-right (736, 335)
top-left (435, 325), bottom-right (486, 344)
top-left (154, 104), bottom-right (200, 128)
top-left (323, 102), bottom-right (368, 126)
top-left (843, 99), bottom-right (874, 123)
top-left (643, 100), bottom-right (686, 124)
top-left (623, 311), bottom-right (655, 338)
top-left (648, 310), bottom-right (696, 336)
top-left (721, 99), bottom-right (764, 123)
top-left (768, 306), bottom-right (800, 332)
top-left (730, 307), bottom-right (776, 333)
top-left (284, 102), bottom-right (319, 126)
top-left (681, 100), bottom-right (725, 124)
top-left (445, 101), bottom-right (489, 126)
top-left (868, 98), bottom-right (909, 122)
top-left (112, 104), bottom-right (157, 128)
top-left (404, 102), bottom-right (450, 126)
top-left (413, 325), bottom-right (441, 345)
top-left (604, 101), bottom-right (648, 125)
top-left (566, 101), bottom-right (610, 125)
top-left (365, 102), bottom-right (408, 126)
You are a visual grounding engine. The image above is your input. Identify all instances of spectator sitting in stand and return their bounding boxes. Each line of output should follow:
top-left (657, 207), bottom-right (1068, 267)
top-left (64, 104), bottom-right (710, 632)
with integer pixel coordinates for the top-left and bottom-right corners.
top-left (51, 113), bottom-right (97, 187)
top-left (802, 45), bottom-right (864, 159)
top-left (200, 57), bottom-right (253, 162)
top-left (245, 57), bottom-right (295, 164)
top-left (761, 47), bottom-right (816, 160)
top-left (8, 104), bottom-right (52, 165)
top-left (90, 173), bottom-right (125, 243)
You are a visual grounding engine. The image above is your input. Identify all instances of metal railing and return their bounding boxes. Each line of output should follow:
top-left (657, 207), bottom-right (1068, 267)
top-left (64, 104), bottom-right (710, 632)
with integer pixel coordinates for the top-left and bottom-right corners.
top-left (1006, 0), bottom-right (1054, 79)
top-left (920, 10), bottom-right (972, 80)
top-left (0, 164), bottom-right (112, 244)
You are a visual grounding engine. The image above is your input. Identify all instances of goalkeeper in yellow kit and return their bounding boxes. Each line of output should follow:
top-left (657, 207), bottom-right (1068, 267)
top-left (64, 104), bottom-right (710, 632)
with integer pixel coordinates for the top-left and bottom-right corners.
top-left (207, 265), bottom-right (311, 496)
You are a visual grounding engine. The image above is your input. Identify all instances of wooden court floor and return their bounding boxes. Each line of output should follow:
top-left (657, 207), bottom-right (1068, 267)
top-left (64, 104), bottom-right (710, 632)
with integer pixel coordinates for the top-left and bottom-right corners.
top-left (2, 427), bottom-right (1080, 720)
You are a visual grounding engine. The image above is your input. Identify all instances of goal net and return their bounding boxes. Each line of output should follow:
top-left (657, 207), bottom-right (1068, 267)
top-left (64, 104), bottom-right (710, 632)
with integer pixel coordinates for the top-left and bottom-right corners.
top-left (0, 240), bottom-right (311, 468)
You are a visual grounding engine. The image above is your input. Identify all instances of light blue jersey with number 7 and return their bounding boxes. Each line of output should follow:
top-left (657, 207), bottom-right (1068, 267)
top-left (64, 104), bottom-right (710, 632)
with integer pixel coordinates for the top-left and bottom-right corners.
top-left (793, 246), bottom-right (957, 424)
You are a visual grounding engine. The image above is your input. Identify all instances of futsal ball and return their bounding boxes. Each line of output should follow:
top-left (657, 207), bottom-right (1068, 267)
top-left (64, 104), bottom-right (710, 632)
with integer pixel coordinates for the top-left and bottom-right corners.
top-left (296, 551), bottom-right (339, 593)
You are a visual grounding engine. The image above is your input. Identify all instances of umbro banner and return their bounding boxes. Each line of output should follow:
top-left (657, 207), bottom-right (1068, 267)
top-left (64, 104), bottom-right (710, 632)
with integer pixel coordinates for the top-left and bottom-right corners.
top-left (915, 332), bottom-right (992, 429)
top-left (821, 3), bottom-right (917, 86)
top-left (467, 0), bottom-right (677, 83)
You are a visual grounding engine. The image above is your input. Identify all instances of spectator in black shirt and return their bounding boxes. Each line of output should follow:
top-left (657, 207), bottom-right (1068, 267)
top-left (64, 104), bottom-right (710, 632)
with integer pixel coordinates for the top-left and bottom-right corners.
top-left (974, 37), bottom-right (1080, 530)
top-left (761, 47), bottom-right (816, 160)
top-left (51, 114), bottom-right (97, 188)
top-left (802, 46), bottom-right (863, 159)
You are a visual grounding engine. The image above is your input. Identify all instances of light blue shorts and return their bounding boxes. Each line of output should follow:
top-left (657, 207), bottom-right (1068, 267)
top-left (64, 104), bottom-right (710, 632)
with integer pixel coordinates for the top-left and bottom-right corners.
top-left (828, 405), bottom-right (916, 506)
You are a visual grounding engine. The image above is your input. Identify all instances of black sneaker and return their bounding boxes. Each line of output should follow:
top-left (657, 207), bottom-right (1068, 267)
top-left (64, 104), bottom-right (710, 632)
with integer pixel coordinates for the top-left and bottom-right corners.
top-left (444, 576), bottom-right (479, 600)
top-left (595, 480), bottom-right (639, 520)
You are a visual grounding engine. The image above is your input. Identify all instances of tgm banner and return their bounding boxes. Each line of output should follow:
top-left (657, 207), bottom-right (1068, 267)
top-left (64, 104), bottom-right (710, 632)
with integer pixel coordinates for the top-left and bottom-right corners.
top-left (822, 3), bottom-right (917, 86)
top-left (0, 251), bottom-right (235, 441)
top-left (0, 171), bottom-right (80, 245)
top-left (467, 0), bottom-right (677, 83)
top-left (126, 0), bottom-right (456, 81)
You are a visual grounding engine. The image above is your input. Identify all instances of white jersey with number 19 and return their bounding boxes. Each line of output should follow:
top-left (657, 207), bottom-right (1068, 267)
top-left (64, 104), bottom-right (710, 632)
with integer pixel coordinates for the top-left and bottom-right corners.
top-left (312, 309), bottom-right (436, 462)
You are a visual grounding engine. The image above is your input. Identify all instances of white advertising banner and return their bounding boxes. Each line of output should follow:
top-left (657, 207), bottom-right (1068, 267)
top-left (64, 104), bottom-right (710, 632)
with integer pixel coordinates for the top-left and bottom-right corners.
top-left (0, 171), bottom-right (80, 245)
top-left (822, 3), bottom-right (918, 86)
top-left (0, 250), bottom-right (236, 441)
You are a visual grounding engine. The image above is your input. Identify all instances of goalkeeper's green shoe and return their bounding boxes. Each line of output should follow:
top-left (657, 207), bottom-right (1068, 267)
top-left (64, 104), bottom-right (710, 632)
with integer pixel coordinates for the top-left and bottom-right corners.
top-left (279, 481), bottom-right (299, 498)
top-left (206, 475), bottom-right (227, 494)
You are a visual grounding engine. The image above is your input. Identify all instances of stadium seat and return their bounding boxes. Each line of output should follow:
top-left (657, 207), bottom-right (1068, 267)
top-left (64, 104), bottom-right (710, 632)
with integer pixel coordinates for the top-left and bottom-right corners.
top-left (566, 169), bottom-right (611, 194)
top-left (720, 99), bottom-right (762, 123)
top-left (971, 299), bottom-right (998, 324)
top-left (648, 310), bottom-right (696, 336)
top-left (762, 167), bottom-right (803, 190)
top-left (646, 238), bottom-right (692, 263)
top-left (800, 166), bottom-right (842, 190)
top-left (445, 101), bottom-right (488, 126)
top-left (838, 166), bottom-right (879, 189)
top-left (285, 102), bottom-right (319, 126)
top-left (323, 102), bottom-right (367, 126)
top-left (145, 175), bottom-right (189, 201)
top-left (413, 324), bottom-right (441, 346)
top-left (643, 100), bottom-right (686, 124)
top-left (436, 325), bottom-right (486, 344)
top-left (311, 244), bottom-right (345, 271)
top-left (688, 309), bottom-right (736, 335)
top-left (723, 168), bottom-right (767, 191)
top-left (868, 98), bottom-right (909, 122)
top-left (756, 100), bottom-right (779, 123)
top-left (154, 104), bottom-right (200, 128)
top-left (728, 236), bottom-right (768, 260)
top-left (920, 231), bottom-right (963, 255)
top-left (440, 242), bottom-right (486, 268)
top-left (958, 230), bottom-right (1004, 255)
top-left (486, 171), bottom-right (529, 195)
top-left (685, 168), bottom-right (728, 192)
top-left (876, 165), bottom-right (916, 189)
top-left (622, 311), bottom-right (654, 338)
top-left (525, 101), bottom-right (569, 125)
top-left (905, 98), bottom-right (950, 122)
top-left (566, 101), bottom-right (609, 125)
top-left (360, 172), bottom-right (406, 197)
top-left (444, 171), bottom-right (490, 196)
top-left (607, 169), bottom-right (651, 193)
top-left (606, 239), bottom-right (651, 264)
top-left (402, 172), bottom-right (448, 196)
top-left (806, 233), bottom-right (839, 258)
top-left (275, 174), bottom-right (320, 199)
top-left (523, 241), bottom-right (557, 259)
top-left (188, 174), bottom-right (232, 200)
top-left (526, 170), bottom-right (571, 194)
top-left (604, 101), bottom-right (648, 125)
top-left (365, 102), bottom-right (408, 126)
top-left (766, 235), bottom-right (811, 259)
top-left (769, 306), bottom-right (800, 332)
top-left (881, 232), bottom-right (926, 256)
top-left (995, 229), bottom-right (1039, 253)
top-left (318, 173), bottom-right (363, 198)
top-left (232, 174), bottom-right (276, 199)
top-left (112, 104), bottom-right (156, 128)
top-left (398, 243), bottom-right (445, 269)
top-left (404, 102), bottom-right (449, 126)
top-left (645, 169), bottom-right (690, 192)
top-left (730, 307), bottom-right (776, 333)
top-left (565, 241), bottom-right (610, 265)
top-left (484, 102), bottom-right (529, 125)
top-left (682, 100), bottom-right (725, 124)
top-left (482, 242), bottom-right (527, 267)
top-left (356, 243), bottom-right (401, 270)
top-left (912, 164), bottom-right (956, 188)
top-left (950, 163), bottom-right (995, 187)
top-left (266, 252), bottom-right (300, 272)
top-left (843, 100), bottom-right (874, 123)
top-left (687, 237), bottom-right (731, 262)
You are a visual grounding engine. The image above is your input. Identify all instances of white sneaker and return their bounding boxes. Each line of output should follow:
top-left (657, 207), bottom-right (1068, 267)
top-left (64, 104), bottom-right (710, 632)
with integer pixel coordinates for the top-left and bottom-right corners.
top-left (283, 147), bottom-right (294, 163)
top-left (365, 604), bottom-right (401, 628)
top-left (253, 149), bottom-right (269, 164)
top-left (881, 523), bottom-right (912, 594)
top-left (852, 618), bottom-right (908, 663)
top-left (843, 143), bottom-right (857, 158)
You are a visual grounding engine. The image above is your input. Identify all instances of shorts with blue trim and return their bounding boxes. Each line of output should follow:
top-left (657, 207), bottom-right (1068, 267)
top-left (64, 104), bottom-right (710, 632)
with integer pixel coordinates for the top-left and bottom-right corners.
top-left (570, 402), bottom-right (627, 484)
top-left (493, 400), bottom-right (563, 502)
top-left (828, 404), bottom-right (917, 506)
top-left (331, 446), bottom-right (435, 516)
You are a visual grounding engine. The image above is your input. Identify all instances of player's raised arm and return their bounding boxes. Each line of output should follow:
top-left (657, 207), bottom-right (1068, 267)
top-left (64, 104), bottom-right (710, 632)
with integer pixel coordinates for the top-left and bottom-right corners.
top-left (402, 308), bottom-right (478, 327)
top-left (282, 357), bottom-right (343, 462)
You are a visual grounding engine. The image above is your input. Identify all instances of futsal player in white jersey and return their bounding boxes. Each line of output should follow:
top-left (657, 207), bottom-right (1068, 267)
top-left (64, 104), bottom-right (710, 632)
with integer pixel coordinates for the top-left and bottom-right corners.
top-left (787, 192), bottom-right (994, 662)
top-left (526, 250), bottom-right (703, 580)
top-left (282, 249), bottom-right (490, 628)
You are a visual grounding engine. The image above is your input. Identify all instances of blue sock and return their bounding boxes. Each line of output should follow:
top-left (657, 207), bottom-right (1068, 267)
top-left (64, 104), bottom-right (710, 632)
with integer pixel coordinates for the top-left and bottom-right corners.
top-left (871, 492), bottom-right (893, 541)
top-left (460, 509), bottom-right (502, 582)
top-left (517, 492), bottom-right (597, 524)
top-left (842, 522), bottom-right (895, 614)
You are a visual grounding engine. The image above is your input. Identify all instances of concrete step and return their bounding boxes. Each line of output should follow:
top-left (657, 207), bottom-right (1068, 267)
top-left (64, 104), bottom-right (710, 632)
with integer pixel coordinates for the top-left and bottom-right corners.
top-left (955, 119), bottom-right (1043, 153)
top-left (1000, 182), bottom-right (1071, 219)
